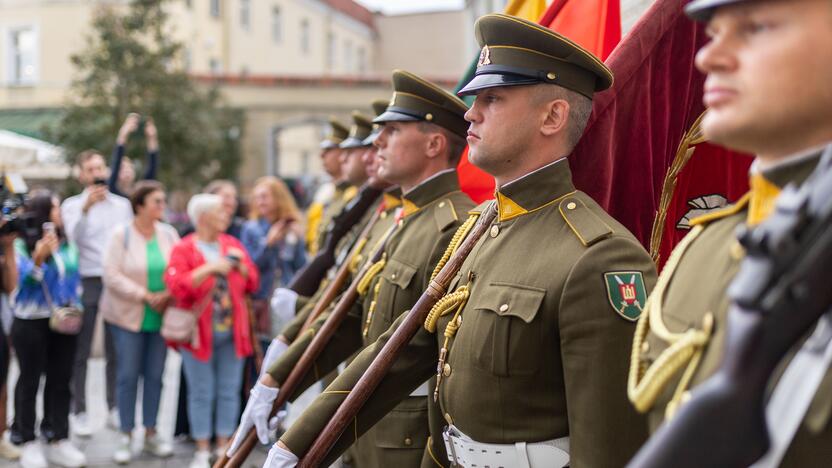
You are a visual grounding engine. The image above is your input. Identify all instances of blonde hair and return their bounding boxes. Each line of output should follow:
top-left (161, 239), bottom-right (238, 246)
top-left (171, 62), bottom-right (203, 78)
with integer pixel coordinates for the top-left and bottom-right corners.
top-left (251, 176), bottom-right (301, 222)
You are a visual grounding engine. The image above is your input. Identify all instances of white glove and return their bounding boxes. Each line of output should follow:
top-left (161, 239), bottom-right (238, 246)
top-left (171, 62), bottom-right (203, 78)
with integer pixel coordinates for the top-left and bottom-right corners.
top-left (261, 338), bottom-right (290, 378)
top-left (227, 382), bottom-right (279, 456)
top-left (263, 443), bottom-right (299, 468)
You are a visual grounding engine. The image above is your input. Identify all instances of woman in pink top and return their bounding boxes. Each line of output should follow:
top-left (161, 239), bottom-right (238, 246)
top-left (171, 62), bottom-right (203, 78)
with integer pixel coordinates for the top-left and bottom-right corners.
top-left (101, 181), bottom-right (179, 464)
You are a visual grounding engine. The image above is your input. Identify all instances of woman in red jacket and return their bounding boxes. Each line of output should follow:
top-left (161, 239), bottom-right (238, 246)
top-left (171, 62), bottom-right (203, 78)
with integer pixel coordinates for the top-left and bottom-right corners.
top-left (164, 194), bottom-right (259, 468)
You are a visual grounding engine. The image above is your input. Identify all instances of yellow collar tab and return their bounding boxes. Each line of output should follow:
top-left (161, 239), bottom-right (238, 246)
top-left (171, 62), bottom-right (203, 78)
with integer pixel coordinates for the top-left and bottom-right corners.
top-left (495, 159), bottom-right (575, 222)
top-left (401, 171), bottom-right (461, 219)
top-left (746, 173), bottom-right (781, 226)
top-left (382, 188), bottom-right (402, 210)
top-left (342, 185), bottom-right (359, 202)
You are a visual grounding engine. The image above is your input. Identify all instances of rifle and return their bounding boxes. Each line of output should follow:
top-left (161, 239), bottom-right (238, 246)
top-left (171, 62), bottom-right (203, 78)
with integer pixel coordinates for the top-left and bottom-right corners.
top-left (628, 146), bottom-right (832, 468)
top-left (288, 185), bottom-right (382, 297)
top-left (298, 202), bottom-right (498, 467)
top-left (215, 216), bottom-right (400, 468)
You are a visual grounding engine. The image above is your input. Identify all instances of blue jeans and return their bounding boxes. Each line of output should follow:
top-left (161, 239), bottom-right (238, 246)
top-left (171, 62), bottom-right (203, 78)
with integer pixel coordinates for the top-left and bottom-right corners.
top-left (180, 330), bottom-right (245, 440)
top-left (108, 324), bottom-right (168, 433)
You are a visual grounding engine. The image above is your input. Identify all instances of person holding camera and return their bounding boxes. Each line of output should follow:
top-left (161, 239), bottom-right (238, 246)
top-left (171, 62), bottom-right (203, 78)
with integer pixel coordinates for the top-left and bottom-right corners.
top-left (164, 194), bottom-right (259, 468)
top-left (241, 176), bottom-right (305, 343)
top-left (110, 113), bottom-right (160, 198)
top-left (61, 150), bottom-right (133, 436)
top-left (11, 190), bottom-right (87, 468)
top-left (0, 221), bottom-right (19, 461)
top-left (100, 181), bottom-right (179, 464)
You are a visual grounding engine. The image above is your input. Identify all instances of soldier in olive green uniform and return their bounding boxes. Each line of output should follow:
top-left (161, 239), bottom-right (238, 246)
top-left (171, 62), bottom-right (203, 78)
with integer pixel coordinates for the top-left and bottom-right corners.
top-left (264, 14), bottom-right (656, 468)
top-left (230, 70), bottom-right (475, 467)
top-left (306, 118), bottom-right (350, 255)
top-left (628, 0), bottom-right (832, 466)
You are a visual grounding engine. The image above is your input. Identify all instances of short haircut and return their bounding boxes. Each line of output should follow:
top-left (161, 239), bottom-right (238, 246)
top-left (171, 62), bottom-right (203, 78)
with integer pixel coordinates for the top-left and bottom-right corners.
top-left (130, 180), bottom-right (165, 214)
top-left (531, 84), bottom-right (593, 152)
top-left (417, 122), bottom-right (467, 166)
top-left (76, 149), bottom-right (104, 168)
top-left (204, 179), bottom-right (236, 195)
top-left (187, 193), bottom-right (222, 225)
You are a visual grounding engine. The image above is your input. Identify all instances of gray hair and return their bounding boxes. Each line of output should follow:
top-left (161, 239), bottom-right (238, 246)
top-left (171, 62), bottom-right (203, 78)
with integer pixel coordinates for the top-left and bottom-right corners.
top-left (187, 193), bottom-right (222, 225)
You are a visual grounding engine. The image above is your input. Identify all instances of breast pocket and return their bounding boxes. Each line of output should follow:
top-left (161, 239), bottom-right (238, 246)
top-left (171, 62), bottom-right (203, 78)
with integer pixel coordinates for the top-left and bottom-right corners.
top-left (467, 282), bottom-right (546, 377)
top-left (376, 258), bottom-right (418, 325)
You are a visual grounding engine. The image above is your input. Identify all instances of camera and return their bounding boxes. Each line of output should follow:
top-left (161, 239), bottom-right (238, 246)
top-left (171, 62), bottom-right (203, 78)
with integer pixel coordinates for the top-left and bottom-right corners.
top-left (0, 174), bottom-right (37, 239)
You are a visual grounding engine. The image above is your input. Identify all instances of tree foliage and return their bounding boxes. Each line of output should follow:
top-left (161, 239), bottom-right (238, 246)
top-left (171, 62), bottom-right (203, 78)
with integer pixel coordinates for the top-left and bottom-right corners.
top-left (49, 0), bottom-right (243, 190)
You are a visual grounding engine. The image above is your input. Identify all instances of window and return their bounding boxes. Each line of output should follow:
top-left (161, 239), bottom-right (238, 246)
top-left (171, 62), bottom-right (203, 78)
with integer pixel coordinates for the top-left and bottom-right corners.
top-left (326, 32), bottom-right (336, 68)
top-left (357, 47), bottom-right (366, 74)
top-left (240, 0), bottom-right (251, 30)
top-left (271, 6), bottom-right (282, 43)
top-left (183, 48), bottom-right (192, 71)
top-left (344, 40), bottom-right (352, 72)
top-left (6, 27), bottom-right (37, 85)
top-left (300, 19), bottom-right (310, 55)
top-left (210, 58), bottom-right (222, 74)
top-left (211, 0), bottom-right (221, 18)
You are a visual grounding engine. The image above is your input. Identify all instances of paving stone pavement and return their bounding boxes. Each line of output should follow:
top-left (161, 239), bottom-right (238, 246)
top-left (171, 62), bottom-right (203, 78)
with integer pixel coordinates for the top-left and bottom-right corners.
top-left (0, 350), bottom-right (331, 468)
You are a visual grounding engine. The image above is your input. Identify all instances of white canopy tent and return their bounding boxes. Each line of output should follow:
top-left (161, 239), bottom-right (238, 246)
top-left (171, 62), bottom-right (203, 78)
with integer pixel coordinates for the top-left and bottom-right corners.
top-left (0, 129), bottom-right (69, 180)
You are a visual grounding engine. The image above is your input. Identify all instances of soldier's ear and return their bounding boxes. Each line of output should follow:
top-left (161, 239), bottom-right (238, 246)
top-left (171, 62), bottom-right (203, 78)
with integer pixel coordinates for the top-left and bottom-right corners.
top-left (540, 99), bottom-right (569, 137)
top-left (424, 131), bottom-right (445, 160)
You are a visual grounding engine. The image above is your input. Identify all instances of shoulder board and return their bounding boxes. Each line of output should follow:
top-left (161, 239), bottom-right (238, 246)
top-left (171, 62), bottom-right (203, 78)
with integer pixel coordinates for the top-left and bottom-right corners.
top-left (690, 192), bottom-right (751, 227)
top-left (467, 199), bottom-right (493, 216)
top-left (343, 186), bottom-right (359, 202)
top-left (433, 198), bottom-right (459, 232)
top-left (558, 197), bottom-right (613, 247)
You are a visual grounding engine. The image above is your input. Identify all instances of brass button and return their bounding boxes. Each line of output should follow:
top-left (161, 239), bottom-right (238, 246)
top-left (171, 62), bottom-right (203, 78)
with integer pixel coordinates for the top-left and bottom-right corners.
top-left (546, 72), bottom-right (557, 80)
top-left (425, 113), bottom-right (434, 121)
top-left (438, 201), bottom-right (445, 208)
top-left (567, 202), bottom-right (577, 210)
top-left (490, 225), bottom-right (500, 238)
top-left (391, 273), bottom-right (397, 280)
top-left (444, 413), bottom-right (453, 424)
top-left (443, 363), bottom-right (451, 376)
top-left (456, 315), bottom-right (463, 326)
top-left (640, 341), bottom-right (650, 354)
top-left (499, 303), bottom-right (509, 312)
top-left (380, 211), bottom-right (387, 219)
top-left (404, 437), bottom-right (413, 446)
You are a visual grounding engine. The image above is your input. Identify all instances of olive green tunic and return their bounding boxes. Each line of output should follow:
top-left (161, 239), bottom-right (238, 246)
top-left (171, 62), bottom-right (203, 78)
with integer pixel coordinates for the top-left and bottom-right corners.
top-left (270, 171), bottom-right (474, 467)
top-left (280, 159), bottom-right (656, 468)
top-left (633, 153), bottom-right (832, 467)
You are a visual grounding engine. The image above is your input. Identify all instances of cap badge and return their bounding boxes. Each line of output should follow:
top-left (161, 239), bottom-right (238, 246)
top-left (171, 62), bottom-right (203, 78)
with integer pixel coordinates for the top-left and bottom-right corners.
top-left (477, 45), bottom-right (492, 68)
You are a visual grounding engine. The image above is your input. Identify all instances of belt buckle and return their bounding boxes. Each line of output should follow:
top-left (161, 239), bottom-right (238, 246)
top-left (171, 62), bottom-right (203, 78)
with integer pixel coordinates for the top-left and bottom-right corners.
top-left (442, 426), bottom-right (460, 466)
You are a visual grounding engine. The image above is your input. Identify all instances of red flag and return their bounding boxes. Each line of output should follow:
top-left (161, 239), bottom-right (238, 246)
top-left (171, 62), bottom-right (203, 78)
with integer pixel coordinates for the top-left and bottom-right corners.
top-left (455, 0), bottom-right (623, 203)
top-left (568, 0), bottom-right (752, 267)
top-left (542, 0), bottom-right (621, 60)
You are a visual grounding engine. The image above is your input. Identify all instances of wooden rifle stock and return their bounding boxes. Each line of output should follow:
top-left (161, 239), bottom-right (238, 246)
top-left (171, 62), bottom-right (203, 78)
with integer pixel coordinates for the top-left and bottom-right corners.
top-left (298, 208), bottom-right (382, 335)
top-left (216, 215), bottom-right (399, 468)
top-left (288, 185), bottom-right (382, 297)
top-left (628, 147), bottom-right (832, 468)
top-left (298, 203), bottom-right (498, 467)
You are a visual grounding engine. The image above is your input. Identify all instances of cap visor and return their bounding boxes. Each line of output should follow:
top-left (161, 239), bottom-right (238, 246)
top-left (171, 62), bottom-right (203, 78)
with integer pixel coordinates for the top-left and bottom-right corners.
top-left (362, 131), bottom-right (378, 146)
top-left (339, 137), bottom-right (367, 149)
top-left (320, 140), bottom-right (338, 149)
top-left (457, 73), bottom-right (540, 96)
top-left (373, 109), bottom-right (421, 124)
top-left (685, 0), bottom-right (744, 21)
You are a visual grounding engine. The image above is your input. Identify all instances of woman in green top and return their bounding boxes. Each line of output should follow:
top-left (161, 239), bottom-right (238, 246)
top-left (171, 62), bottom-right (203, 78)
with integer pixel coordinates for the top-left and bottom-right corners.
top-left (101, 181), bottom-right (180, 465)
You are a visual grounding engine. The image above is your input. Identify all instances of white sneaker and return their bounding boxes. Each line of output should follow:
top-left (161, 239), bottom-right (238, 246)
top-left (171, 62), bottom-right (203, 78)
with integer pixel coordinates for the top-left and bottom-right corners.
top-left (144, 433), bottom-right (173, 458)
top-left (19, 442), bottom-right (46, 468)
top-left (0, 436), bottom-right (20, 460)
top-left (189, 449), bottom-right (211, 468)
top-left (45, 439), bottom-right (87, 468)
top-left (112, 435), bottom-right (132, 465)
top-left (107, 408), bottom-right (121, 430)
top-left (70, 413), bottom-right (93, 438)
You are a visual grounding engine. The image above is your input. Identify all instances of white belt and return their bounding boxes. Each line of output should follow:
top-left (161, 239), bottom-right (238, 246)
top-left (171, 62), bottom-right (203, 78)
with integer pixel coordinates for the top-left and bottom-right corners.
top-left (442, 425), bottom-right (569, 468)
top-left (409, 381), bottom-right (429, 397)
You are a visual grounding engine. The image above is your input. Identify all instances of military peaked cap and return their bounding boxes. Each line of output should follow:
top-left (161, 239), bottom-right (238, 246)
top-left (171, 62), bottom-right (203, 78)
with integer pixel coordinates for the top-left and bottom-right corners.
top-left (375, 69), bottom-right (469, 138)
top-left (458, 13), bottom-right (613, 98)
top-left (340, 111), bottom-right (374, 149)
top-left (320, 117), bottom-right (349, 149)
top-left (363, 99), bottom-right (389, 146)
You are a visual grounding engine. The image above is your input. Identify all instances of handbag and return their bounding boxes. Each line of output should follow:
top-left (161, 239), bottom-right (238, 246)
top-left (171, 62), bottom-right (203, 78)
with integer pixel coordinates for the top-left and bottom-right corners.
top-left (161, 284), bottom-right (213, 346)
top-left (41, 279), bottom-right (83, 335)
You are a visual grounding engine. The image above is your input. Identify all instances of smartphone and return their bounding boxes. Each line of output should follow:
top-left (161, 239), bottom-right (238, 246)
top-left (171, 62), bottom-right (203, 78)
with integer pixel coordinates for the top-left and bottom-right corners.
top-left (225, 254), bottom-right (241, 267)
top-left (93, 177), bottom-right (107, 186)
